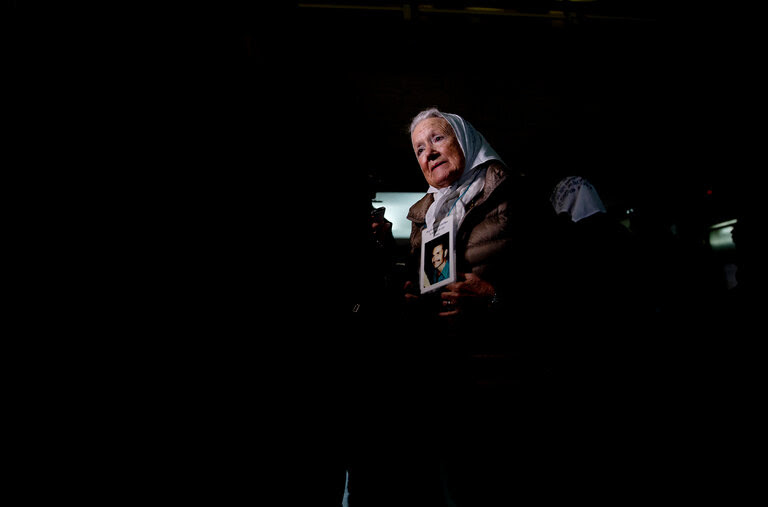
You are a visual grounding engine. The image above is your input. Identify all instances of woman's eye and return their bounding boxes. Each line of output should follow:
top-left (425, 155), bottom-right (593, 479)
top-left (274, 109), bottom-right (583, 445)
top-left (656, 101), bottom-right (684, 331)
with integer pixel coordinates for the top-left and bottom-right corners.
top-left (434, 135), bottom-right (443, 142)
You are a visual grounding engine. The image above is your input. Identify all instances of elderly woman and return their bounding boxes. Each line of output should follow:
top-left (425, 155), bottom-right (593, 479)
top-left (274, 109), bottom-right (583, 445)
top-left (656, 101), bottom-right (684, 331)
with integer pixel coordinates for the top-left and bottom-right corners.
top-left (405, 107), bottom-right (548, 320)
top-left (403, 107), bottom-right (561, 506)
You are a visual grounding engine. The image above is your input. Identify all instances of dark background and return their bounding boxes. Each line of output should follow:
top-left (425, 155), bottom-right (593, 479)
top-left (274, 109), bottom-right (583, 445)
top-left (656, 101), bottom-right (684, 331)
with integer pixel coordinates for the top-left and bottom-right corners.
top-left (7, 2), bottom-right (759, 259)
top-left (8, 3), bottom-right (761, 500)
top-left (7, 2), bottom-right (759, 346)
top-left (166, 0), bottom-right (758, 235)
top-left (42, 0), bottom-right (752, 328)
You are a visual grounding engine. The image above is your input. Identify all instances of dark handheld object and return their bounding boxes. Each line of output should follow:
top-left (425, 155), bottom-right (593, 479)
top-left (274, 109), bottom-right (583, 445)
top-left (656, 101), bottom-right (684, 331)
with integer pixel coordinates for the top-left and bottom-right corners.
top-left (371, 207), bottom-right (386, 221)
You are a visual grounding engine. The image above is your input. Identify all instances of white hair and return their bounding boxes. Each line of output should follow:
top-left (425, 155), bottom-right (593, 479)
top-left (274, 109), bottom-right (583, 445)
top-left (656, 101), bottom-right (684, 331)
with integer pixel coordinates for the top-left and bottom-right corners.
top-left (408, 107), bottom-right (444, 134)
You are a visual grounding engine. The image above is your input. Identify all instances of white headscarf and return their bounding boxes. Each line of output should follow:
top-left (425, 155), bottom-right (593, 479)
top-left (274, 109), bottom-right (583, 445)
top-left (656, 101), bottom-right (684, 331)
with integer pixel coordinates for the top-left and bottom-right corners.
top-left (425, 112), bottom-right (504, 231)
top-left (550, 175), bottom-right (607, 222)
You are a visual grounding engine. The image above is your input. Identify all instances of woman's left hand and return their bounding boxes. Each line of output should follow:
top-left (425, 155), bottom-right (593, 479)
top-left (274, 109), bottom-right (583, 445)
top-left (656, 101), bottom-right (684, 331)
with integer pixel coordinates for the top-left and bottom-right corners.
top-left (439, 273), bottom-right (495, 317)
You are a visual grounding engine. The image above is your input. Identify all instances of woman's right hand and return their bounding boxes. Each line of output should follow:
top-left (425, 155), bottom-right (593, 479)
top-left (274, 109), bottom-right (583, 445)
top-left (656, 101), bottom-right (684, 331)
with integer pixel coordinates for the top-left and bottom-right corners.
top-left (403, 280), bottom-right (420, 302)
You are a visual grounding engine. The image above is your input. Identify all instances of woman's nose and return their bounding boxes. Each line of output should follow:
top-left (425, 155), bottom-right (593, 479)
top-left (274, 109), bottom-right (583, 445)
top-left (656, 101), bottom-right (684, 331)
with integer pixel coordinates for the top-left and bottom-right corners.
top-left (427, 149), bottom-right (440, 161)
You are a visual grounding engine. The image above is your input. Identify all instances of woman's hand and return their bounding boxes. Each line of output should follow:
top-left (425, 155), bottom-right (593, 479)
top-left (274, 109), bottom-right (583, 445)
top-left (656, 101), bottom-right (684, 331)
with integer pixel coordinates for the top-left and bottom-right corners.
top-left (371, 208), bottom-right (393, 249)
top-left (439, 273), bottom-right (495, 317)
top-left (403, 280), bottom-right (420, 303)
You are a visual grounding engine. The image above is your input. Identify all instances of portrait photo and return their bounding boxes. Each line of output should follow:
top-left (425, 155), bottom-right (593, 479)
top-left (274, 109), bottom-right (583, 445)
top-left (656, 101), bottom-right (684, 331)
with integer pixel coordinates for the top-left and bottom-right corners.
top-left (420, 221), bottom-right (455, 293)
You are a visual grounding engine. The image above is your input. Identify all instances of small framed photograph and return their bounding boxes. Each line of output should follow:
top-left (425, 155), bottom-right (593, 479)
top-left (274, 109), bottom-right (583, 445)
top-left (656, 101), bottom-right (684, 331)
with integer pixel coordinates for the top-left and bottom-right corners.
top-left (420, 220), bottom-right (455, 294)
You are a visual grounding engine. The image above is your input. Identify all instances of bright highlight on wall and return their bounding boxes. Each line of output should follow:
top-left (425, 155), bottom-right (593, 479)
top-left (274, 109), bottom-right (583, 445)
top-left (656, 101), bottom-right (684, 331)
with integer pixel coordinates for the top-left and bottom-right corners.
top-left (709, 219), bottom-right (737, 251)
top-left (372, 192), bottom-right (425, 239)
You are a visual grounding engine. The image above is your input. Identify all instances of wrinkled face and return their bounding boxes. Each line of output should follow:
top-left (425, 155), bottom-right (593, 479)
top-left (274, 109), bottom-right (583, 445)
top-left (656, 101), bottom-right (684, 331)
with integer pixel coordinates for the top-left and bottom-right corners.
top-left (411, 117), bottom-right (465, 189)
top-left (431, 244), bottom-right (447, 270)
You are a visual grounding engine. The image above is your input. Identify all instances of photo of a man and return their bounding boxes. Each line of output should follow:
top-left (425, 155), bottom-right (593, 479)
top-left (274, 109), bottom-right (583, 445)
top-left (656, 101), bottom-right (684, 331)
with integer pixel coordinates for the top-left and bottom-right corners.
top-left (423, 233), bottom-right (452, 290)
top-left (420, 221), bottom-right (455, 293)
top-left (429, 238), bottom-right (450, 284)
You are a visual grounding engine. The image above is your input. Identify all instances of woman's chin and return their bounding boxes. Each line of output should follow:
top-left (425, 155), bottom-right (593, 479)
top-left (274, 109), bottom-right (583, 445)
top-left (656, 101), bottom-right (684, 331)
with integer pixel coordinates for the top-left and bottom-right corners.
top-left (430, 169), bottom-right (461, 188)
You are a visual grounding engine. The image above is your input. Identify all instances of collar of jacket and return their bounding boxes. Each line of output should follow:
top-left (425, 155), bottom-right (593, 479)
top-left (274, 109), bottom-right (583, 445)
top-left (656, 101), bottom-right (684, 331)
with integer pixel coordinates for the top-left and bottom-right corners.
top-left (407, 160), bottom-right (509, 226)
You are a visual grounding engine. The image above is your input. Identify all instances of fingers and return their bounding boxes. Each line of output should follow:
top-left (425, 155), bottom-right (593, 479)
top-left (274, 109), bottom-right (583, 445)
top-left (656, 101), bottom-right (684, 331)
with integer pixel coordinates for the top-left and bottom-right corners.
top-left (441, 290), bottom-right (459, 302)
top-left (446, 273), bottom-right (475, 293)
top-left (444, 281), bottom-right (462, 292)
top-left (371, 219), bottom-right (392, 229)
top-left (449, 272), bottom-right (495, 298)
top-left (403, 280), bottom-right (420, 302)
top-left (439, 290), bottom-right (459, 316)
top-left (437, 273), bottom-right (494, 317)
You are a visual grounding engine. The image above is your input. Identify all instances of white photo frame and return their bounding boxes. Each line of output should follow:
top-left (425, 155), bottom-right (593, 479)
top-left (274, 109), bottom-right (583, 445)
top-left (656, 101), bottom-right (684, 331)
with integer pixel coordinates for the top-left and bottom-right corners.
top-left (420, 219), bottom-right (456, 294)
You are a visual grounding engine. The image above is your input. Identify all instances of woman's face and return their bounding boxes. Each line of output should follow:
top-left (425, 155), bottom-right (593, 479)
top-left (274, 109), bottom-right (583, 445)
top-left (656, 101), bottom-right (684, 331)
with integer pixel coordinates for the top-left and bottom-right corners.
top-left (411, 117), bottom-right (465, 189)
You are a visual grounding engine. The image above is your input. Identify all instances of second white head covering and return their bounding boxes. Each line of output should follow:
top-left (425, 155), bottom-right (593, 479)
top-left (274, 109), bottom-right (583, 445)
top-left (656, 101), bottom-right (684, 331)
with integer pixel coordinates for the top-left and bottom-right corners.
top-left (550, 175), bottom-right (607, 222)
top-left (425, 112), bottom-right (504, 231)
